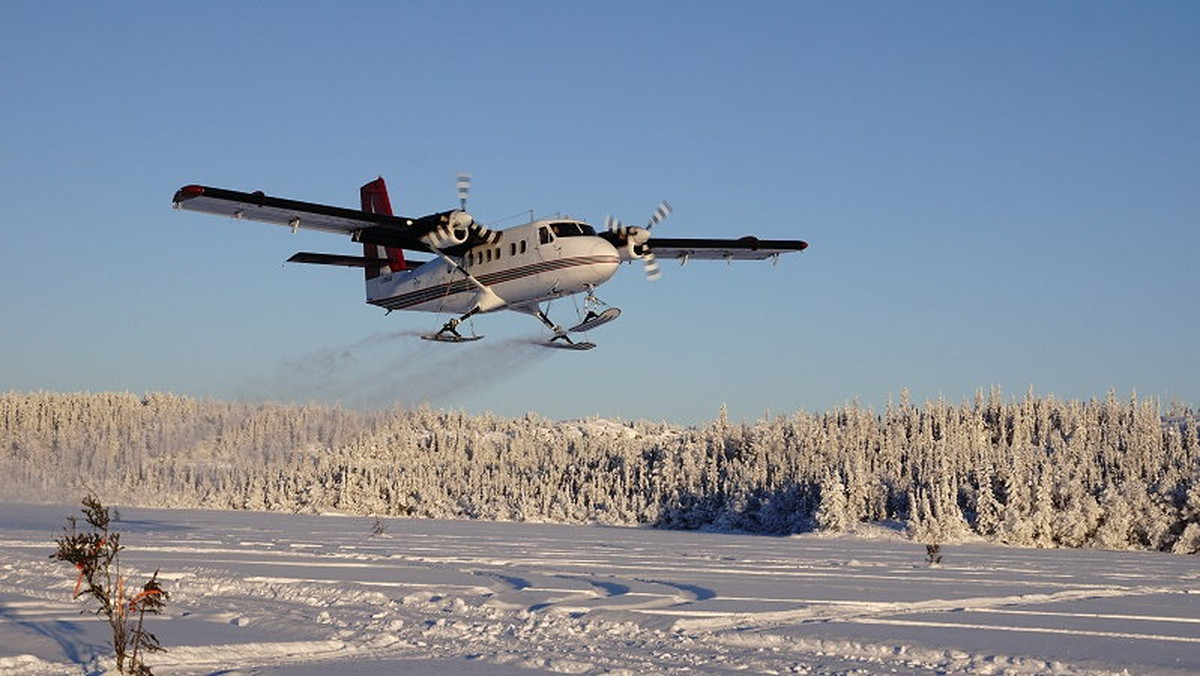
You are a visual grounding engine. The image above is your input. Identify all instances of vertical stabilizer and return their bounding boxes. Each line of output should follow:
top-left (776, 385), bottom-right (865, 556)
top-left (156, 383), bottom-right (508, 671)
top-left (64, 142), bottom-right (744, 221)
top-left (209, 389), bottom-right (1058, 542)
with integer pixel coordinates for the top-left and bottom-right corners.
top-left (359, 177), bottom-right (406, 280)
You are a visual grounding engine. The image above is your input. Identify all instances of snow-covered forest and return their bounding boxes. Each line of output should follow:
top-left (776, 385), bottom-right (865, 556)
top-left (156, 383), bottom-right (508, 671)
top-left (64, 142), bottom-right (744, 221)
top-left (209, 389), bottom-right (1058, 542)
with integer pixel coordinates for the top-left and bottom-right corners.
top-left (2, 390), bottom-right (1198, 553)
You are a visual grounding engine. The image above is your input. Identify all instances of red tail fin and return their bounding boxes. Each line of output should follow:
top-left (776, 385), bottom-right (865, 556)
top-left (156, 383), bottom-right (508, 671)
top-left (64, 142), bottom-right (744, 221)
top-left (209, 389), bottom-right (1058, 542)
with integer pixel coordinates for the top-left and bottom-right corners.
top-left (360, 177), bottom-right (406, 279)
top-left (360, 177), bottom-right (394, 215)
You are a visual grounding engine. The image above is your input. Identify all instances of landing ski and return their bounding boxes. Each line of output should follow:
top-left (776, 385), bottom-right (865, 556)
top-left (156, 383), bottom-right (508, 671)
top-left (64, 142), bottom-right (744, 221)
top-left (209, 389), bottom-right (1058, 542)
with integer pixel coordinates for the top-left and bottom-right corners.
top-left (568, 307), bottom-right (621, 333)
top-left (421, 333), bottom-right (484, 343)
top-left (544, 340), bottom-right (597, 351)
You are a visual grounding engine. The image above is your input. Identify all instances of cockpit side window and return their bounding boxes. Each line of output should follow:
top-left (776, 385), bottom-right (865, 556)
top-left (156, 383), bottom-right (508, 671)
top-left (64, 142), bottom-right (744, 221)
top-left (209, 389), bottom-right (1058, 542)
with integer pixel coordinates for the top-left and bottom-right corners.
top-left (547, 222), bottom-right (596, 238)
top-left (539, 226), bottom-right (552, 244)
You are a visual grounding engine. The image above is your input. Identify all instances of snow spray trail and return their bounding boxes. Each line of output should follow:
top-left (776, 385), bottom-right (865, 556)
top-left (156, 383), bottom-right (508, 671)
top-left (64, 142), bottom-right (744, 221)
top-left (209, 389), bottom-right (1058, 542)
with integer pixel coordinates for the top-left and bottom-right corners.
top-left (235, 331), bottom-right (419, 405)
top-left (350, 334), bottom-right (555, 407)
top-left (237, 331), bottom-right (554, 408)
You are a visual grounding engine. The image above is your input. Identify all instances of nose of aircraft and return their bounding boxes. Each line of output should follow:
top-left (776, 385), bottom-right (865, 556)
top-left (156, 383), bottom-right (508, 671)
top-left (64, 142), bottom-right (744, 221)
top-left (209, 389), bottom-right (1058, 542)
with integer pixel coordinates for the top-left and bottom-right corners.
top-left (587, 235), bottom-right (622, 284)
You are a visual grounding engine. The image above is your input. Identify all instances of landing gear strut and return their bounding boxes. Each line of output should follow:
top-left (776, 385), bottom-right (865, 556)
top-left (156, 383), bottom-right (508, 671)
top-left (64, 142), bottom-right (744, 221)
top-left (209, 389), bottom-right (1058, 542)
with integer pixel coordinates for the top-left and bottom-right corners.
top-left (534, 309), bottom-right (576, 346)
top-left (530, 303), bottom-right (611, 351)
top-left (438, 306), bottom-right (482, 338)
top-left (437, 317), bottom-right (465, 340)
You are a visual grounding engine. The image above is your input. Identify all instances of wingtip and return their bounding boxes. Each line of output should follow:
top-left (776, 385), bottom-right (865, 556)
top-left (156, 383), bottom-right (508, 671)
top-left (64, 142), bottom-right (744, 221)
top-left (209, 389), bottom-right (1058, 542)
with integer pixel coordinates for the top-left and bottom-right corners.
top-left (172, 184), bottom-right (205, 206)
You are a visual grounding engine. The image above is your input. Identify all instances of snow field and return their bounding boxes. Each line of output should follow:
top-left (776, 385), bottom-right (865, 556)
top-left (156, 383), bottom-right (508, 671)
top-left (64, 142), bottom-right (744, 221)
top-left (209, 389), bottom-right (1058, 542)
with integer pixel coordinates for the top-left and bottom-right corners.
top-left (1, 502), bottom-right (1199, 675)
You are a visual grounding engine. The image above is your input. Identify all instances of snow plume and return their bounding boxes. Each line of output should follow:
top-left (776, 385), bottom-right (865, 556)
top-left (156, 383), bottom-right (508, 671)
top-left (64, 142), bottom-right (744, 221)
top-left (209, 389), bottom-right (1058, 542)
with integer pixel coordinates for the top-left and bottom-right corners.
top-left (238, 330), bottom-right (552, 408)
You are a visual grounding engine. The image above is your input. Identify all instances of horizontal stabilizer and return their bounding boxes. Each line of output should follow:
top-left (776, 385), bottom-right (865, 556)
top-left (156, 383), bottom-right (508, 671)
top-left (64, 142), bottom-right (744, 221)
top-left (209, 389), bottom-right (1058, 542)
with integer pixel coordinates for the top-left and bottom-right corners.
top-left (288, 252), bottom-right (430, 268)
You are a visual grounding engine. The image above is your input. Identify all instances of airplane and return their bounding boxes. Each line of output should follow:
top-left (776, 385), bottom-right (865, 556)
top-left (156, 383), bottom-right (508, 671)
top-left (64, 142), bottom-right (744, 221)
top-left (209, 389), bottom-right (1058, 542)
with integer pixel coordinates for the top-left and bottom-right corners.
top-left (172, 175), bottom-right (808, 350)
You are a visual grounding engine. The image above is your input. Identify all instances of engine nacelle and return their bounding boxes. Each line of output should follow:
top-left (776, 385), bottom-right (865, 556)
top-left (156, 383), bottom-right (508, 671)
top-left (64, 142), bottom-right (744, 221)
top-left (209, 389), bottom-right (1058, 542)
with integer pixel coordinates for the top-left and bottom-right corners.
top-left (448, 210), bottom-right (474, 231)
top-left (421, 210), bottom-right (474, 248)
top-left (618, 227), bottom-right (653, 262)
top-left (422, 224), bottom-right (469, 249)
top-left (622, 240), bottom-right (641, 261)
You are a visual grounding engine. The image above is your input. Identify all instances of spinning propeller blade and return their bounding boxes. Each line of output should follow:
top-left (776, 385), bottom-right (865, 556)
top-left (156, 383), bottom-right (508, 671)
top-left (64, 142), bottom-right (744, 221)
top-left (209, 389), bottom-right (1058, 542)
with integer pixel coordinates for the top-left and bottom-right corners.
top-left (456, 173), bottom-right (471, 210)
top-left (641, 201), bottom-right (671, 280)
top-left (647, 201), bottom-right (672, 229)
top-left (605, 214), bottom-right (628, 238)
top-left (643, 251), bottom-right (662, 281)
top-left (607, 201), bottom-right (672, 281)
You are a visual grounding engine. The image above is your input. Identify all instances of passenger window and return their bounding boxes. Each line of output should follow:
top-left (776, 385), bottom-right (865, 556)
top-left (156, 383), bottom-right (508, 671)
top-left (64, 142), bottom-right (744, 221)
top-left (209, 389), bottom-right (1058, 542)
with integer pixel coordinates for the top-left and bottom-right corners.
top-left (520, 240), bottom-right (527, 253)
top-left (510, 243), bottom-right (516, 256)
top-left (486, 249), bottom-right (492, 262)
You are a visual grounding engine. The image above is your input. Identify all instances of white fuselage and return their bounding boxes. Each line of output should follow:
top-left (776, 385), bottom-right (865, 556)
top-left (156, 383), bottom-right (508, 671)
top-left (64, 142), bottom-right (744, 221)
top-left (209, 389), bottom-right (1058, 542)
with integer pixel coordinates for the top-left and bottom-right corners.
top-left (366, 220), bottom-right (621, 315)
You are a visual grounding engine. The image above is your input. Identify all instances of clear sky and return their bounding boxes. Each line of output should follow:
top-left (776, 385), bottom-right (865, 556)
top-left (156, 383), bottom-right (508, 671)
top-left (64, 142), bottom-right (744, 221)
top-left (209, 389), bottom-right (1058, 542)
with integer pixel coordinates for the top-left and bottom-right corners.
top-left (2, 1), bottom-right (1197, 424)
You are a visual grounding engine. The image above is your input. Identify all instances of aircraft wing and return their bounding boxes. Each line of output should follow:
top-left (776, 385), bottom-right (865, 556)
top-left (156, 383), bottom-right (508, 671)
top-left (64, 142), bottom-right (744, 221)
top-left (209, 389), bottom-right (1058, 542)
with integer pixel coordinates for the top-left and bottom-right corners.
top-left (172, 184), bottom-right (478, 254)
top-left (287, 252), bottom-right (433, 268)
top-left (645, 236), bottom-right (808, 261)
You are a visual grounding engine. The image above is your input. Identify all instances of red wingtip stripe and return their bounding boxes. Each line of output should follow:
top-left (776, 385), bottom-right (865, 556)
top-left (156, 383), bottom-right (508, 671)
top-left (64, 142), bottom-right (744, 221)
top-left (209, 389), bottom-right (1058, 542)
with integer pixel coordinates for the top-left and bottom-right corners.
top-left (173, 185), bottom-right (205, 203)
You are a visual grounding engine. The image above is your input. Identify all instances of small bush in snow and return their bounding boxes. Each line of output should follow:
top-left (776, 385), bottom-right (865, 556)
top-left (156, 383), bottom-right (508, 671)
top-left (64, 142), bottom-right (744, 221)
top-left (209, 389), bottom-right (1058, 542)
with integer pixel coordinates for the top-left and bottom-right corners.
top-left (51, 495), bottom-right (169, 675)
top-left (925, 543), bottom-right (943, 566)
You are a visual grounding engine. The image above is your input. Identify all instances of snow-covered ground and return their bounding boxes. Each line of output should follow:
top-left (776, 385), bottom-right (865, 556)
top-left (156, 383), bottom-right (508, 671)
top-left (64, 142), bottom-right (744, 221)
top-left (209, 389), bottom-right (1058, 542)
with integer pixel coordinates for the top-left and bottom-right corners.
top-left (1, 502), bottom-right (1198, 675)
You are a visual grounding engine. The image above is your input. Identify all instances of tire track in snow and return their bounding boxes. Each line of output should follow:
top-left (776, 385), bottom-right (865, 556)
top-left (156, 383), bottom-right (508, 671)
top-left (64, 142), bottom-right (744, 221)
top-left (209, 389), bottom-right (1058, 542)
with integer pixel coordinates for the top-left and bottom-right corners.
top-left (671, 585), bottom-right (1178, 632)
top-left (844, 616), bottom-right (1200, 644)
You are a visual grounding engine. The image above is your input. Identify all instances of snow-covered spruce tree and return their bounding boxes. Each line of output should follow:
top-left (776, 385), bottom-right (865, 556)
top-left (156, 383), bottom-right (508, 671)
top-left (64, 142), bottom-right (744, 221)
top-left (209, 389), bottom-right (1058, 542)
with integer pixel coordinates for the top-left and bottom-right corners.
top-left (815, 469), bottom-right (851, 532)
top-left (907, 485), bottom-right (965, 546)
top-left (971, 466), bottom-right (1003, 537)
top-left (1093, 487), bottom-right (1135, 549)
top-left (1172, 484), bottom-right (1200, 554)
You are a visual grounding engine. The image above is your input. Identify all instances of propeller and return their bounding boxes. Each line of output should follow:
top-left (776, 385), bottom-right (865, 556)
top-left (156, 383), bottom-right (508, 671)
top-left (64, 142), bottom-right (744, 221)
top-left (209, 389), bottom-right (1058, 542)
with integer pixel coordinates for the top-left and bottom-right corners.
top-left (451, 172), bottom-right (500, 244)
top-left (605, 200), bottom-right (672, 281)
top-left (647, 200), bottom-right (672, 228)
top-left (456, 172), bottom-right (471, 210)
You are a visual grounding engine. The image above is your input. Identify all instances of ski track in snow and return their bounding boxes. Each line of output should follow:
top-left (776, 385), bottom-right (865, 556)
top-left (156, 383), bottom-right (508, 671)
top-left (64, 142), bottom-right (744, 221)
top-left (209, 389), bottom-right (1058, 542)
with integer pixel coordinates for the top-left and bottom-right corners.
top-left (2, 503), bottom-right (1199, 675)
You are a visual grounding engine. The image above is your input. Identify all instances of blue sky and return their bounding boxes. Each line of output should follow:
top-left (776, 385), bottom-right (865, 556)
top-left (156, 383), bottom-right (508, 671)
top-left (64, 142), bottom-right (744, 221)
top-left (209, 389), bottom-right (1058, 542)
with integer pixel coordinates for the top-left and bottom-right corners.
top-left (2, 1), bottom-right (1197, 424)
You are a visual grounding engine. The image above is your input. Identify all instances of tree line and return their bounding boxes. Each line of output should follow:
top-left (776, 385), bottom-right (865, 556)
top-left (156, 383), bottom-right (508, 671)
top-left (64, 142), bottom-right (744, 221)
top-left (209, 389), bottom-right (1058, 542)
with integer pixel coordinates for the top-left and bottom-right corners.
top-left (2, 389), bottom-right (1197, 553)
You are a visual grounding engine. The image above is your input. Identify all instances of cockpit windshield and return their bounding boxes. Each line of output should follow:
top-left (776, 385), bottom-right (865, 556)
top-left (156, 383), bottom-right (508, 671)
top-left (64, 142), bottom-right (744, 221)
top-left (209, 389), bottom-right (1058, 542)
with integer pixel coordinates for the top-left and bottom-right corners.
top-left (548, 221), bottom-right (596, 238)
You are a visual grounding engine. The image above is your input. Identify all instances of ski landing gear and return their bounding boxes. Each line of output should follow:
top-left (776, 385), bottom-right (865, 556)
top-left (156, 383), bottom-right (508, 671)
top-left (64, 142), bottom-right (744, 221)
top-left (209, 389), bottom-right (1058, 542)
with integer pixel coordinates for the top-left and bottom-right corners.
top-left (421, 309), bottom-right (484, 343)
top-left (533, 309), bottom-right (595, 350)
top-left (568, 307), bottom-right (621, 332)
top-left (533, 302), bottom-right (620, 351)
